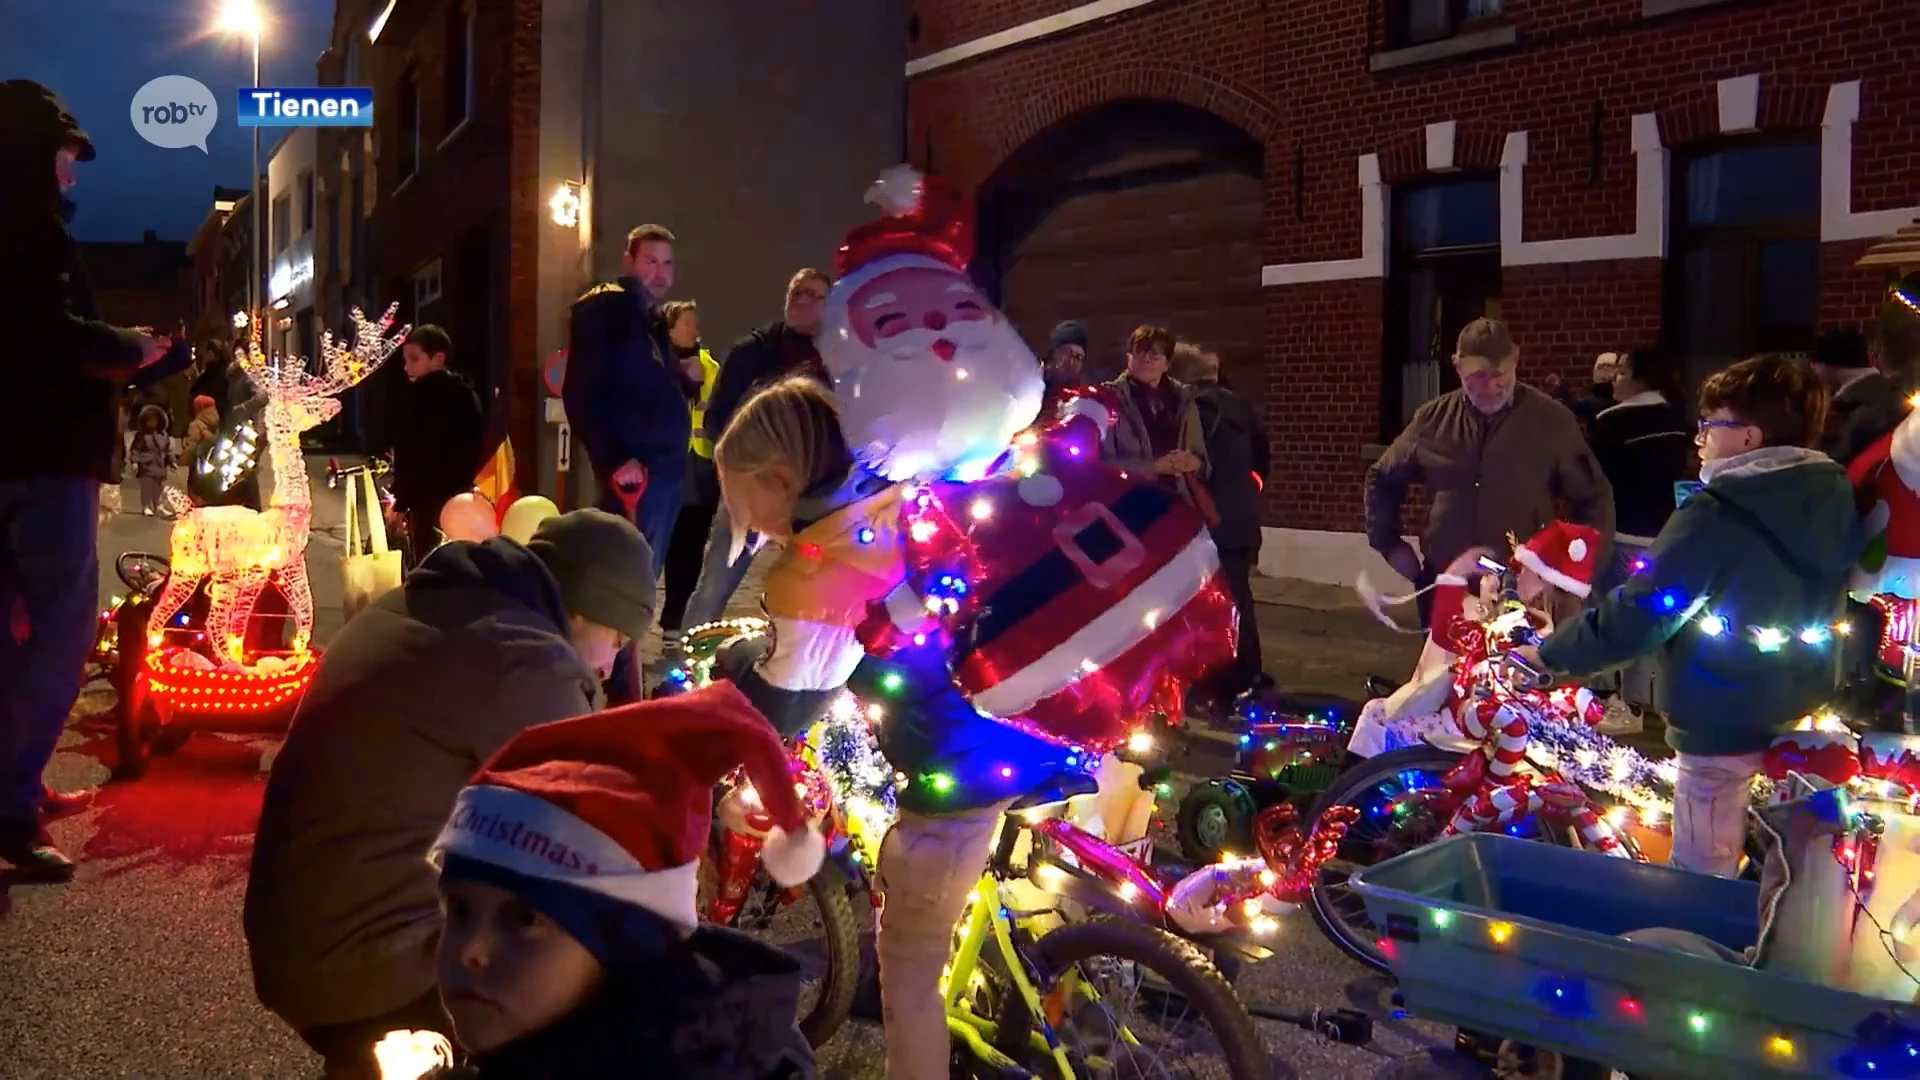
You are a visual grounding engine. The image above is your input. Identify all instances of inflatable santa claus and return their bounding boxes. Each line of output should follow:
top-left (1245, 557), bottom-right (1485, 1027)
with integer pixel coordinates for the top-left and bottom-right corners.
top-left (1848, 271), bottom-right (1920, 680)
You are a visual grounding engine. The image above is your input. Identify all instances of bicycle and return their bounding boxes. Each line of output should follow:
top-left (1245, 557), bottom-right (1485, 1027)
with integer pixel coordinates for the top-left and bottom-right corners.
top-left (942, 767), bottom-right (1276, 1079)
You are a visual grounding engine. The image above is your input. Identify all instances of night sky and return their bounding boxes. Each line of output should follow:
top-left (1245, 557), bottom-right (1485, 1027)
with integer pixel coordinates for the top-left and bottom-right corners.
top-left (1, 0), bottom-right (334, 242)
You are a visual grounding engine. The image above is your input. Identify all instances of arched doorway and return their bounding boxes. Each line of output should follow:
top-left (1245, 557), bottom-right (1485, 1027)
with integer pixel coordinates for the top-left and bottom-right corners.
top-left (976, 99), bottom-right (1265, 388)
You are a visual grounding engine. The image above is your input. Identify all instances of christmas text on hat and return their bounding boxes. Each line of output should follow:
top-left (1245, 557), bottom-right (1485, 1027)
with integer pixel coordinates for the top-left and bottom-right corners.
top-left (429, 683), bottom-right (824, 932)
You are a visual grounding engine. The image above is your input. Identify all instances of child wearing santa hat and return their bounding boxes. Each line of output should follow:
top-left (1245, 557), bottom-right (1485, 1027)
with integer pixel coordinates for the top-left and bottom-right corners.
top-left (1518, 353), bottom-right (1860, 878)
top-left (413, 683), bottom-right (821, 1079)
top-left (1347, 519), bottom-right (1601, 760)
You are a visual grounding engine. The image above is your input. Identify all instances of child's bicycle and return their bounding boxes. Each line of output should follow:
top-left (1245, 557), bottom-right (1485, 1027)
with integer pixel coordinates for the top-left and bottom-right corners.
top-left (943, 767), bottom-right (1273, 1079)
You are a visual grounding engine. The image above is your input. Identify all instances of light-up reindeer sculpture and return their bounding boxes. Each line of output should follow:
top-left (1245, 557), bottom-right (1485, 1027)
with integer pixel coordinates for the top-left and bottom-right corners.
top-left (148, 305), bottom-right (408, 670)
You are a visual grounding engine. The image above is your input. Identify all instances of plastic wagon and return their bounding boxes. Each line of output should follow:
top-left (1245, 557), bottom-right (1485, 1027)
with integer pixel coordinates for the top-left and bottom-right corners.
top-left (1347, 833), bottom-right (1913, 1079)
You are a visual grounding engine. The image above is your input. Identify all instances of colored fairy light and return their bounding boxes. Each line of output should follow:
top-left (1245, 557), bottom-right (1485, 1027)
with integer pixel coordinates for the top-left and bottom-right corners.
top-left (1431, 909), bottom-right (1453, 929)
top-left (1800, 625), bottom-right (1833, 645)
top-left (928, 772), bottom-right (955, 794)
top-left (855, 527), bottom-right (875, 544)
top-left (148, 305), bottom-right (405, 683)
top-left (1768, 1033), bottom-right (1795, 1058)
top-left (880, 671), bottom-right (903, 693)
top-left (1688, 1012), bottom-right (1710, 1035)
top-left (1698, 614), bottom-right (1728, 636)
top-left (1752, 626), bottom-right (1789, 652)
top-left (1487, 921), bottom-right (1514, 945)
top-left (1126, 730), bottom-right (1154, 755)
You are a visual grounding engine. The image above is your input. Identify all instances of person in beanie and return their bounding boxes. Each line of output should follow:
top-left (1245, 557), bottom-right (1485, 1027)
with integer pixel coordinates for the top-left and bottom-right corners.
top-left (412, 682), bottom-right (819, 1079)
top-left (245, 509), bottom-right (657, 1080)
top-left (0, 79), bottom-right (176, 880)
top-left (1516, 354), bottom-right (1860, 877)
top-left (1040, 319), bottom-right (1090, 415)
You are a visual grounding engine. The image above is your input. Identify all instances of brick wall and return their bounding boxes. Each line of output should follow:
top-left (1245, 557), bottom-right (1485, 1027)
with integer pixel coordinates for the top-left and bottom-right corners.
top-left (906, 0), bottom-right (1920, 535)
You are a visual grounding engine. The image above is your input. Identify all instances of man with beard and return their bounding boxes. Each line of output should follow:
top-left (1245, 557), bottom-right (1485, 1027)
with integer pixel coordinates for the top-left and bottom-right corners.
top-left (1040, 319), bottom-right (1089, 415)
top-left (674, 268), bottom-right (831, 641)
top-left (0, 80), bottom-right (174, 878)
top-left (1366, 318), bottom-right (1613, 627)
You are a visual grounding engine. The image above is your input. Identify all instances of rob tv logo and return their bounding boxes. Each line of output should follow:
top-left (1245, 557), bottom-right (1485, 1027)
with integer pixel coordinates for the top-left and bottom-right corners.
top-left (238, 87), bottom-right (374, 128)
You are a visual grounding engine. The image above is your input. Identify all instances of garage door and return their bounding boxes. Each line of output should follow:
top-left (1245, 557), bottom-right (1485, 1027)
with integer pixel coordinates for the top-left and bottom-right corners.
top-left (983, 105), bottom-right (1266, 392)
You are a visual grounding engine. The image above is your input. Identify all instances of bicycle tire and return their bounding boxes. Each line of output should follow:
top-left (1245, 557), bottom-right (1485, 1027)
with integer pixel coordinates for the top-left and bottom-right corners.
top-left (795, 862), bottom-right (864, 1048)
top-left (993, 917), bottom-right (1268, 1080)
top-left (1306, 745), bottom-right (1573, 973)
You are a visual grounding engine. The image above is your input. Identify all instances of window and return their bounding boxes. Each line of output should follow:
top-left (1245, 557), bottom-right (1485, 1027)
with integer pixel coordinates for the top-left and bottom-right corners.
top-left (271, 194), bottom-right (292, 255)
top-left (1388, 0), bottom-right (1504, 50)
top-left (297, 170), bottom-right (315, 235)
top-left (1383, 177), bottom-right (1502, 439)
top-left (396, 71), bottom-right (420, 182)
top-left (1667, 141), bottom-right (1820, 379)
top-left (414, 258), bottom-right (443, 312)
top-left (443, 3), bottom-right (475, 137)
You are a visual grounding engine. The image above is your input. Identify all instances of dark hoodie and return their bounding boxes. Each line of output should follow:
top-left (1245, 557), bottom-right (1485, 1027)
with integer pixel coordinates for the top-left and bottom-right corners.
top-left (425, 868), bottom-right (815, 1080)
top-left (245, 539), bottom-right (599, 1031)
top-left (703, 321), bottom-right (827, 449)
top-left (1191, 382), bottom-right (1271, 551)
top-left (1540, 447), bottom-right (1861, 755)
top-left (391, 367), bottom-right (487, 518)
top-left (0, 80), bottom-right (158, 482)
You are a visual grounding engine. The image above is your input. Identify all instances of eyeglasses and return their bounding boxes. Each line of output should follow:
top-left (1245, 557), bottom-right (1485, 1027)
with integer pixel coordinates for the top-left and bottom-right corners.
top-left (1697, 418), bottom-right (1750, 434)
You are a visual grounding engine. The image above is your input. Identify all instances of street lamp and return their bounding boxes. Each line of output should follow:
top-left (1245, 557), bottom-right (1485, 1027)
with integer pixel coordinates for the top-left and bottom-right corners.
top-left (217, 0), bottom-right (265, 326)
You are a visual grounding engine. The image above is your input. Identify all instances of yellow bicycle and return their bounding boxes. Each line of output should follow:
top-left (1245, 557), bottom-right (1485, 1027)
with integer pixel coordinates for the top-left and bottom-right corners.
top-left (940, 769), bottom-right (1270, 1079)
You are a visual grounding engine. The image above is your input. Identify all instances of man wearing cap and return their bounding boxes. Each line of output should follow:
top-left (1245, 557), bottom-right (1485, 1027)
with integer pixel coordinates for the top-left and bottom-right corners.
top-left (1366, 318), bottom-right (1613, 626)
top-left (0, 79), bottom-right (177, 880)
top-left (243, 509), bottom-right (656, 1078)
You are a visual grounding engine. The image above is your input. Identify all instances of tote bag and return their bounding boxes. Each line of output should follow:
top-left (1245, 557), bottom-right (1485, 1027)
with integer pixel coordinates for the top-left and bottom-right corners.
top-left (341, 468), bottom-right (403, 620)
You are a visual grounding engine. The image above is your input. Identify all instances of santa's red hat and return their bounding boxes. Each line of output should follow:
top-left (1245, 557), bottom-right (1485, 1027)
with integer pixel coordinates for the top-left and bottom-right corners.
top-left (428, 683), bottom-right (823, 932)
top-left (1510, 520), bottom-right (1601, 598)
top-left (830, 165), bottom-right (972, 297)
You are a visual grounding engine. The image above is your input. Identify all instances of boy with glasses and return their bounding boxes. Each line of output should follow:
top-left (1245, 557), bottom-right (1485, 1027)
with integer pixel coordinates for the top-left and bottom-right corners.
top-left (1516, 353), bottom-right (1861, 877)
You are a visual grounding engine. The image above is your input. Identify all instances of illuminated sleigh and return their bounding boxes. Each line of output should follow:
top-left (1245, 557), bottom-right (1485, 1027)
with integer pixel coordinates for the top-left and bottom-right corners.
top-left (111, 306), bottom-right (406, 777)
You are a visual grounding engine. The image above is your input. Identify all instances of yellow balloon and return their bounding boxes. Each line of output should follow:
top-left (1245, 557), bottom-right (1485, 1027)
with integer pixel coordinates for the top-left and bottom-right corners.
top-left (500, 495), bottom-right (561, 544)
top-left (439, 491), bottom-right (499, 543)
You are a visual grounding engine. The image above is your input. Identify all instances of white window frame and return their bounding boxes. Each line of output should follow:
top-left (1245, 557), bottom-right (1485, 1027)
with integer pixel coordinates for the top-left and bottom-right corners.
top-left (414, 257), bottom-right (443, 311)
top-left (438, 3), bottom-right (477, 149)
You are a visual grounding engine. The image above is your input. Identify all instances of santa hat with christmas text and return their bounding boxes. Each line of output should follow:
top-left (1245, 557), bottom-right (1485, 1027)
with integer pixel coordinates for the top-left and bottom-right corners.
top-left (428, 683), bottom-right (824, 936)
top-left (1510, 520), bottom-right (1602, 598)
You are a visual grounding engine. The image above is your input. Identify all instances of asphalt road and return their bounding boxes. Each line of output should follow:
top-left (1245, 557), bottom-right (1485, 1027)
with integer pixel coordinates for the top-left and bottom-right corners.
top-left (0, 466), bottom-right (1445, 1080)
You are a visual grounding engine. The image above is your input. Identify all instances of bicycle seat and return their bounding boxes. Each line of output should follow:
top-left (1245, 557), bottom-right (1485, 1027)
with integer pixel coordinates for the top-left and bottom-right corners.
top-left (1006, 769), bottom-right (1099, 812)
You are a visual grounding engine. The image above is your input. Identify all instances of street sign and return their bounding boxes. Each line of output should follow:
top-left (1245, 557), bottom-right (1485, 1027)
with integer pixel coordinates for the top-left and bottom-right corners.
top-left (542, 350), bottom-right (567, 397)
top-left (557, 422), bottom-right (572, 472)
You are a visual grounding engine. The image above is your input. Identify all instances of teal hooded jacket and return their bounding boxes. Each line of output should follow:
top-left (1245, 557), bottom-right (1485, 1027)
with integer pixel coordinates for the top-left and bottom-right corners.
top-left (1539, 446), bottom-right (1862, 755)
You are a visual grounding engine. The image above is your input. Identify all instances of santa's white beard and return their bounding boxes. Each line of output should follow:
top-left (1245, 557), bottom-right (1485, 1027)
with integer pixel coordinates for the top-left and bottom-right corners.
top-left (837, 318), bottom-right (1044, 481)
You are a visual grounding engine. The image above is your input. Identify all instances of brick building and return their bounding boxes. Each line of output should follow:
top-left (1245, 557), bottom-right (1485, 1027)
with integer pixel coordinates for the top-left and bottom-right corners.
top-left (328, 0), bottom-right (906, 499)
top-left (905, 0), bottom-right (1920, 584)
top-left (184, 185), bottom-right (251, 352)
top-left (80, 231), bottom-right (190, 332)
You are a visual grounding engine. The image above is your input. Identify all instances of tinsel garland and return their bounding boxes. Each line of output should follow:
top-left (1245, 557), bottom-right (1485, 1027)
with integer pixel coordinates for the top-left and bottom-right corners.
top-left (1523, 715), bottom-right (1680, 825)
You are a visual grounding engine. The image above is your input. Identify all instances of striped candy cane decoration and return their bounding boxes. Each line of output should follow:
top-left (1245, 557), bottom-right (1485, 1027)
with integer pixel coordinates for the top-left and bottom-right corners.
top-left (1536, 779), bottom-right (1628, 856)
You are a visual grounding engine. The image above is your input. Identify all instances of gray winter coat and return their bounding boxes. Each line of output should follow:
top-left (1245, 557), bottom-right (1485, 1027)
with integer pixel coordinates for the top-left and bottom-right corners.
top-left (243, 539), bottom-right (599, 1030)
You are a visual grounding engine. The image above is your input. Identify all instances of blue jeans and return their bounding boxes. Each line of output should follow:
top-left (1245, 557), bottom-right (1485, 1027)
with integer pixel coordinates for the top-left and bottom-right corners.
top-left (680, 501), bottom-right (756, 630)
top-left (599, 472), bottom-right (681, 703)
top-left (0, 478), bottom-right (100, 826)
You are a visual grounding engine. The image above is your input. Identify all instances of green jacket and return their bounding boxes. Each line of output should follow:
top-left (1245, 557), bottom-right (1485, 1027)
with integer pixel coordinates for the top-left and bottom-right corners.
top-left (1539, 447), bottom-right (1861, 755)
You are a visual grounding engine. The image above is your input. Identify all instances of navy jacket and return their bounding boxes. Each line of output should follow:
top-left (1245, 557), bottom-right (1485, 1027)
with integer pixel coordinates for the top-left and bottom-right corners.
top-left (562, 277), bottom-right (690, 487)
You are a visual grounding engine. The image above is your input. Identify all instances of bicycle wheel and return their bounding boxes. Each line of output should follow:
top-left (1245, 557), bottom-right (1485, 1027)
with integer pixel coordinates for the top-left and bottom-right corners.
top-left (994, 917), bottom-right (1268, 1080)
top-left (705, 857), bottom-right (864, 1047)
top-left (1307, 745), bottom-right (1571, 973)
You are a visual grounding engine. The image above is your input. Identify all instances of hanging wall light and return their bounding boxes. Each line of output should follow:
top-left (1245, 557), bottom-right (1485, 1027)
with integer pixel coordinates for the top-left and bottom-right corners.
top-left (549, 181), bottom-right (585, 228)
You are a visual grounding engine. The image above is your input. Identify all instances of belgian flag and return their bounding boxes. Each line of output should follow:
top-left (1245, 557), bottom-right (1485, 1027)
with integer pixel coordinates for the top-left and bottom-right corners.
top-left (473, 386), bottom-right (517, 523)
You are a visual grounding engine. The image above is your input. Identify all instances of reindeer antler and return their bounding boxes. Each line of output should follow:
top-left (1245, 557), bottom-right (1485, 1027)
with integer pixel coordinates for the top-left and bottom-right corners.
top-left (307, 304), bottom-right (409, 399)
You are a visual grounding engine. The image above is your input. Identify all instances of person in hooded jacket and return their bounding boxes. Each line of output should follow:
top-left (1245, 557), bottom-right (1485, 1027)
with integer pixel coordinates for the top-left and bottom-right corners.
top-left (1518, 354), bottom-right (1861, 878)
top-left (0, 79), bottom-right (176, 879)
top-left (1173, 343), bottom-right (1271, 701)
top-left (388, 325), bottom-right (486, 566)
top-left (417, 683), bottom-right (817, 1080)
top-left (244, 510), bottom-right (656, 1080)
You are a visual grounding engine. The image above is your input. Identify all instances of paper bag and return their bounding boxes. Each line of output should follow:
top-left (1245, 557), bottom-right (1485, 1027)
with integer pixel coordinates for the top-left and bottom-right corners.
top-left (342, 468), bottom-right (403, 620)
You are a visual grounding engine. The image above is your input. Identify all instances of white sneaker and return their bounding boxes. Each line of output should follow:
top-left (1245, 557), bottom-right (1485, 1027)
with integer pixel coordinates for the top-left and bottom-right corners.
top-left (1596, 696), bottom-right (1644, 735)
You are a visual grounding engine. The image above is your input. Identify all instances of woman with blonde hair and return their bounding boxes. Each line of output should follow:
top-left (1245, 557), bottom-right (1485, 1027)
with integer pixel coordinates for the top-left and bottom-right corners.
top-left (711, 376), bottom-right (1072, 1080)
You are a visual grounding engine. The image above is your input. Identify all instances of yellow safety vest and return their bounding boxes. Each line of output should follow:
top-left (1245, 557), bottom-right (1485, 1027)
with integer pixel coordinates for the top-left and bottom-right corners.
top-left (688, 348), bottom-right (722, 459)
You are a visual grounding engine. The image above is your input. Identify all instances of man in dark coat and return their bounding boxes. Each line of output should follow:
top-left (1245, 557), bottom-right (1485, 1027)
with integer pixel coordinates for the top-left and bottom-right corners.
top-left (561, 224), bottom-right (685, 701)
top-left (388, 324), bottom-right (485, 564)
top-left (244, 510), bottom-right (655, 1080)
top-left (1175, 344), bottom-right (1272, 699)
top-left (1816, 325), bottom-right (1909, 467)
top-left (677, 267), bottom-right (832, 636)
top-left (0, 80), bottom-right (174, 879)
